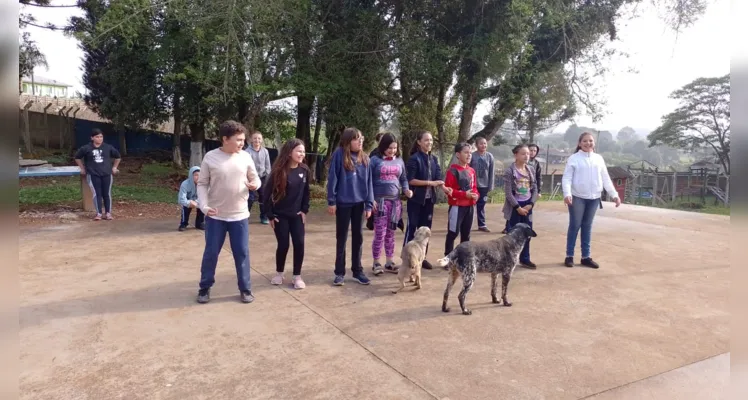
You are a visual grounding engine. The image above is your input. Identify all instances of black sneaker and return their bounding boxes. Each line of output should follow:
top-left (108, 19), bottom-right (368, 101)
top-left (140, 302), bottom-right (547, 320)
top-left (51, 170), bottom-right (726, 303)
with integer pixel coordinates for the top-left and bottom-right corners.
top-left (581, 258), bottom-right (600, 269)
top-left (352, 272), bottom-right (371, 285)
top-left (240, 290), bottom-right (255, 303)
top-left (333, 275), bottom-right (345, 286)
top-left (196, 223), bottom-right (205, 230)
top-left (178, 225), bottom-right (187, 232)
top-left (564, 257), bottom-right (574, 268)
top-left (422, 259), bottom-right (433, 270)
top-left (478, 226), bottom-right (491, 233)
top-left (197, 288), bottom-right (210, 303)
top-left (521, 261), bottom-right (537, 269)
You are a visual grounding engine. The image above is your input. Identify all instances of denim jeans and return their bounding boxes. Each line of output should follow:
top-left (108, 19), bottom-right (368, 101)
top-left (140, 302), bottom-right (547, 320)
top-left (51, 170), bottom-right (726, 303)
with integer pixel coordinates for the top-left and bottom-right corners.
top-left (508, 199), bottom-right (533, 263)
top-left (566, 196), bottom-right (600, 258)
top-left (199, 217), bottom-right (251, 292)
top-left (476, 187), bottom-right (490, 228)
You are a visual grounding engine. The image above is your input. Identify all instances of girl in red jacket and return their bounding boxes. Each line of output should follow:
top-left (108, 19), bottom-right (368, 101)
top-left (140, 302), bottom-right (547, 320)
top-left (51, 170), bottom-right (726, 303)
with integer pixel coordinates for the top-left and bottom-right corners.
top-left (443, 142), bottom-right (479, 257)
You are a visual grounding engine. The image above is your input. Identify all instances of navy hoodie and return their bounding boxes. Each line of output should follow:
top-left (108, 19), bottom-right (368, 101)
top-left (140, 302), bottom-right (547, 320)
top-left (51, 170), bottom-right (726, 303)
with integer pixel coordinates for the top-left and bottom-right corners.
top-left (326, 147), bottom-right (374, 211)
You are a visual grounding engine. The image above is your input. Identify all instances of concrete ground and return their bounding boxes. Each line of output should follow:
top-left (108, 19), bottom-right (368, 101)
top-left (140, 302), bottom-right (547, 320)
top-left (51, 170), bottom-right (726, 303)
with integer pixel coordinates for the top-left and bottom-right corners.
top-left (19, 202), bottom-right (730, 400)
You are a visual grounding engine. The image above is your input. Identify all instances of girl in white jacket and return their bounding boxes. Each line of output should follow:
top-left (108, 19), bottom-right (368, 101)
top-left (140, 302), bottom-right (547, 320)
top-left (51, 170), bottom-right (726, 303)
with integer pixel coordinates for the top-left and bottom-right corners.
top-left (561, 132), bottom-right (621, 269)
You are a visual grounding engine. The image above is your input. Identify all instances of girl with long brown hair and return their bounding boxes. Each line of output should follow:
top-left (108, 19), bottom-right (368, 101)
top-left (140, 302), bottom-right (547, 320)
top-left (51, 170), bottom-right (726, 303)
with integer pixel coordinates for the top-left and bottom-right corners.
top-left (263, 139), bottom-right (311, 289)
top-left (561, 131), bottom-right (620, 269)
top-left (403, 130), bottom-right (451, 270)
top-left (326, 127), bottom-right (375, 286)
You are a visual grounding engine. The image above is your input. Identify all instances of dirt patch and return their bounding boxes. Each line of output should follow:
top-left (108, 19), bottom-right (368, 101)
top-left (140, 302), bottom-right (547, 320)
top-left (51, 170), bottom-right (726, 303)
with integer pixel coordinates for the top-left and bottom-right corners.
top-left (19, 201), bottom-right (179, 226)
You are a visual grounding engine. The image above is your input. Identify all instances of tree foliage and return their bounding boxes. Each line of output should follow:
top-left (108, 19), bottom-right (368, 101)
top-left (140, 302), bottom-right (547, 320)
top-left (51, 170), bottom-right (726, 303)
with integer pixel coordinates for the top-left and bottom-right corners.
top-left (648, 74), bottom-right (730, 174)
top-left (28, 0), bottom-right (712, 168)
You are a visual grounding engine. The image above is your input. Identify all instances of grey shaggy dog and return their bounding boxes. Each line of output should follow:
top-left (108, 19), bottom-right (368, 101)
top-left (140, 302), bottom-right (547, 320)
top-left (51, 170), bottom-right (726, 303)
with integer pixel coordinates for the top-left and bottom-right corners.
top-left (435, 223), bottom-right (538, 315)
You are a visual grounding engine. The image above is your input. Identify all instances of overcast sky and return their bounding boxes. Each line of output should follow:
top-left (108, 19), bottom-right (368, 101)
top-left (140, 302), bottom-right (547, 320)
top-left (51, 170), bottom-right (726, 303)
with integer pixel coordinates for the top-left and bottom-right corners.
top-left (21, 0), bottom-right (730, 135)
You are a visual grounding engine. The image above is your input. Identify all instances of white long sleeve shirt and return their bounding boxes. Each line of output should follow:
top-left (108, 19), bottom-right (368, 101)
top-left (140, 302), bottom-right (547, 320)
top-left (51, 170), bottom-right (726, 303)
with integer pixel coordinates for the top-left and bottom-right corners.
top-left (561, 150), bottom-right (618, 200)
top-left (197, 148), bottom-right (261, 221)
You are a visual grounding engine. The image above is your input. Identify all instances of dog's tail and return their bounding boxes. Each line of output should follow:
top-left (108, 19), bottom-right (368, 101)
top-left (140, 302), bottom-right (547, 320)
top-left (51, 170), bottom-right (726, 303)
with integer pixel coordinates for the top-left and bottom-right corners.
top-left (435, 254), bottom-right (452, 268)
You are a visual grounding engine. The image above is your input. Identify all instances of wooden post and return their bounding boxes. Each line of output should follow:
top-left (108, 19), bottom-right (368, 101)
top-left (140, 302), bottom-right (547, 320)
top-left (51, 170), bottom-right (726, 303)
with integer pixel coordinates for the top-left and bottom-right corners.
top-left (80, 174), bottom-right (95, 212)
top-left (43, 103), bottom-right (52, 149)
top-left (21, 101), bottom-right (34, 154)
top-left (58, 106), bottom-right (68, 149)
top-left (70, 106), bottom-right (80, 151)
top-left (652, 169), bottom-right (658, 205)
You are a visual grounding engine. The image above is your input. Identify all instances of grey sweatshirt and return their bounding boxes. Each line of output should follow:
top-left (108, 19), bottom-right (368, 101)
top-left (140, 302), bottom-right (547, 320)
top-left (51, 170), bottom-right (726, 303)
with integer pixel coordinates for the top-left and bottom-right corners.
top-left (470, 151), bottom-right (495, 190)
top-left (245, 146), bottom-right (271, 178)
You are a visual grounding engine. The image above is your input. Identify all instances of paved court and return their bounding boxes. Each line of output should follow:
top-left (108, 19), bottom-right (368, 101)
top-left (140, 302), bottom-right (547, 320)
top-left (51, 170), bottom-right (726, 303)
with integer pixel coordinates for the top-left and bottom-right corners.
top-left (19, 202), bottom-right (730, 399)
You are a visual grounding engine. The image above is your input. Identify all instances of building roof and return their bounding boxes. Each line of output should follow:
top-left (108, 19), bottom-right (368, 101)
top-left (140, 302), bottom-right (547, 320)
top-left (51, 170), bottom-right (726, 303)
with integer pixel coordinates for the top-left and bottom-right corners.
top-left (21, 76), bottom-right (74, 87)
top-left (607, 166), bottom-right (634, 179)
top-left (19, 94), bottom-right (174, 134)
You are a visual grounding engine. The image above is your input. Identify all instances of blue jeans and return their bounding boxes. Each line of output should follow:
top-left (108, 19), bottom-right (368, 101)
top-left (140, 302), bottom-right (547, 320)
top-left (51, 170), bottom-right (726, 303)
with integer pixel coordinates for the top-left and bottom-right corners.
top-left (566, 196), bottom-right (600, 258)
top-left (476, 187), bottom-right (490, 228)
top-left (199, 217), bottom-right (251, 292)
top-left (507, 199), bottom-right (533, 263)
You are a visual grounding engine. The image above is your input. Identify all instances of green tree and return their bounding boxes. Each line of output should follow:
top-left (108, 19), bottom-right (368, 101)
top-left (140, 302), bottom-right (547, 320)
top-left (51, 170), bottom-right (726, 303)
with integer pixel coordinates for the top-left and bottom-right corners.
top-left (18, 32), bottom-right (48, 94)
top-left (73, 0), bottom-right (168, 155)
top-left (648, 74), bottom-right (730, 175)
top-left (616, 126), bottom-right (637, 142)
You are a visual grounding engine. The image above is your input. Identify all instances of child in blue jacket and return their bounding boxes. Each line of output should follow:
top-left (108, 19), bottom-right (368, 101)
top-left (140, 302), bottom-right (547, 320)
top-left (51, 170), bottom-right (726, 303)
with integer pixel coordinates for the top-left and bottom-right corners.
top-left (327, 127), bottom-right (375, 286)
top-left (177, 166), bottom-right (204, 231)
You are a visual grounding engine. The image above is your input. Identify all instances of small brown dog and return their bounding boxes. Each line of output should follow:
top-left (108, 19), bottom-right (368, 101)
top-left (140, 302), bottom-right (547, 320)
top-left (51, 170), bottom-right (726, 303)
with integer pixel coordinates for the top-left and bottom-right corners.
top-left (392, 226), bottom-right (431, 294)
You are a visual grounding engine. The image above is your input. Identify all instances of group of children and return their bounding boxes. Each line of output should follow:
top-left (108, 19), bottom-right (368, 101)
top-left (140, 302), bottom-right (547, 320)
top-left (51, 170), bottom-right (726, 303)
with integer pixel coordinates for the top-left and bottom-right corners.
top-left (181, 121), bottom-right (616, 304)
top-left (72, 123), bottom-right (614, 305)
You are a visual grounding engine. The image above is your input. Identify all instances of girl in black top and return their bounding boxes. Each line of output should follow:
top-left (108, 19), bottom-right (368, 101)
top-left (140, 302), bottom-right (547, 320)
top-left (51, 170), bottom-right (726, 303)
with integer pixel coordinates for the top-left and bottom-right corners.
top-left (263, 139), bottom-right (311, 290)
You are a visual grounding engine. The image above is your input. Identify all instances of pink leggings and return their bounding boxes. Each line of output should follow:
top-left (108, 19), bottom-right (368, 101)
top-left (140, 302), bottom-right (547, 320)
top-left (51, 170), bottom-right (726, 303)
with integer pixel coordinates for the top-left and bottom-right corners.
top-left (372, 199), bottom-right (402, 260)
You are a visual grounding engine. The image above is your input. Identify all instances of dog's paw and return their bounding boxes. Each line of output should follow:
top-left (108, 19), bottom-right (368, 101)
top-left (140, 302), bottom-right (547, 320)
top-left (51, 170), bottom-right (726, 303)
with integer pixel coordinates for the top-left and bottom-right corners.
top-left (461, 309), bottom-right (472, 315)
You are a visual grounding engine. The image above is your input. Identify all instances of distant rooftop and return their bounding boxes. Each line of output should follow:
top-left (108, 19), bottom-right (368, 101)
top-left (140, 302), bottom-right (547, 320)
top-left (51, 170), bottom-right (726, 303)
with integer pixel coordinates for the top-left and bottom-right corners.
top-left (21, 76), bottom-right (74, 88)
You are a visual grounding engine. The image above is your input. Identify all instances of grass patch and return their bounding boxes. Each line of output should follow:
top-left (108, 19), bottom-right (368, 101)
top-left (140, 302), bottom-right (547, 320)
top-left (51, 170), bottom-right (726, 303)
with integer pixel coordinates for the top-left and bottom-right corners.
top-left (19, 177), bottom-right (175, 205)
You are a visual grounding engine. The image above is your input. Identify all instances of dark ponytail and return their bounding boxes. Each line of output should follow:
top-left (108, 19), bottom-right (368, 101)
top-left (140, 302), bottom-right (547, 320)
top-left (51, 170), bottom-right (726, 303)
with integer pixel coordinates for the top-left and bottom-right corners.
top-left (409, 130), bottom-right (431, 155)
top-left (575, 131), bottom-right (594, 152)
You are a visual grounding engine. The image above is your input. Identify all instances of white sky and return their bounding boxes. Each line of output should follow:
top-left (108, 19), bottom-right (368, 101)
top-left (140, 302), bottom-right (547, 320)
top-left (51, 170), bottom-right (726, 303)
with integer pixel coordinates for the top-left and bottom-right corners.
top-left (21, 0), bottom-right (730, 134)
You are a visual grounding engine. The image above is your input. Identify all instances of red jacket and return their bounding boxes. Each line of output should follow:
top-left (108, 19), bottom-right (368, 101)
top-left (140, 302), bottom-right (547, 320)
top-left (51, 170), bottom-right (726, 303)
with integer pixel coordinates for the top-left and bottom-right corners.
top-left (444, 163), bottom-right (478, 207)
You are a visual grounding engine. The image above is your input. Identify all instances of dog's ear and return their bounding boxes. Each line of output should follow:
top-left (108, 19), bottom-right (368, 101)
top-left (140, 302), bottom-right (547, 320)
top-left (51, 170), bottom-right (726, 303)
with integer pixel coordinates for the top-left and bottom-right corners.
top-left (528, 228), bottom-right (538, 237)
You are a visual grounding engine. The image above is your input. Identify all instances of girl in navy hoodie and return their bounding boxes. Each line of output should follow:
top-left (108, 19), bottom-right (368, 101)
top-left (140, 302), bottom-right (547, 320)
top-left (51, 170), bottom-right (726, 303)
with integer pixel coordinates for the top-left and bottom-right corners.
top-left (403, 130), bottom-right (452, 270)
top-left (327, 127), bottom-right (375, 286)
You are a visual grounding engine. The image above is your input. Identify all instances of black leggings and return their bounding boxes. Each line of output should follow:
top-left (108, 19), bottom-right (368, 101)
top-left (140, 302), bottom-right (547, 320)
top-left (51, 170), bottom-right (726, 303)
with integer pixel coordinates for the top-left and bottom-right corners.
top-left (334, 202), bottom-right (365, 276)
top-left (273, 214), bottom-right (305, 275)
top-left (403, 200), bottom-right (435, 255)
top-left (87, 174), bottom-right (113, 214)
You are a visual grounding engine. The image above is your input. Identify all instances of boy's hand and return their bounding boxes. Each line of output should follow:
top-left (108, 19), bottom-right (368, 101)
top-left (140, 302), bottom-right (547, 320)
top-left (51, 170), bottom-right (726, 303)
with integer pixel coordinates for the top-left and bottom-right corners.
top-left (442, 186), bottom-right (453, 196)
top-left (205, 207), bottom-right (218, 217)
top-left (468, 190), bottom-right (479, 200)
top-left (365, 210), bottom-right (372, 219)
top-left (405, 189), bottom-right (413, 198)
top-left (517, 207), bottom-right (528, 216)
top-left (189, 200), bottom-right (198, 208)
top-left (327, 205), bottom-right (336, 215)
top-left (246, 181), bottom-right (258, 191)
top-left (431, 180), bottom-right (445, 187)
top-left (297, 211), bottom-right (306, 224)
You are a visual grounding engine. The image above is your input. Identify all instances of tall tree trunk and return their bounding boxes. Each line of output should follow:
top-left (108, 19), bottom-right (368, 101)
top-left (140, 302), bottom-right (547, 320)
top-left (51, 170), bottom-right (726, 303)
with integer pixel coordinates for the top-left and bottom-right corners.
top-left (296, 94), bottom-right (314, 145)
top-left (117, 127), bottom-right (127, 156)
top-left (307, 103), bottom-right (323, 183)
top-left (172, 95), bottom-right (183, 168)
top-left (189, 121), bottom-right (205, 167)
